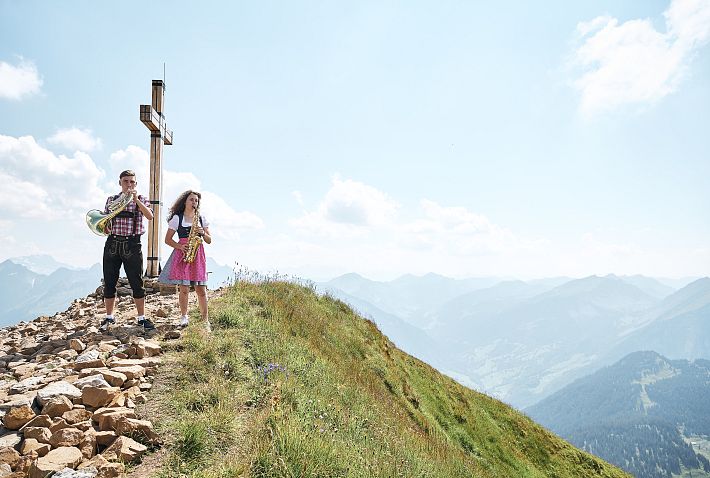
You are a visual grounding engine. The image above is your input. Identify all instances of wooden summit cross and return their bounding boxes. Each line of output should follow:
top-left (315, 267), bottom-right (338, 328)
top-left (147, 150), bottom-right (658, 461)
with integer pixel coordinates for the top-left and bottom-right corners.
top-left (140, 80), bottom-right (173, 278)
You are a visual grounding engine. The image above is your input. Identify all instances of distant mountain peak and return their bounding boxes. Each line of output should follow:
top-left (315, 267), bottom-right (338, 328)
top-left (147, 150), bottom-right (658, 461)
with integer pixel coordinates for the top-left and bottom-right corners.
top-left (333, 272), bottom-right (367, 281)
top-left (8, 254), bottom-right (76, 275)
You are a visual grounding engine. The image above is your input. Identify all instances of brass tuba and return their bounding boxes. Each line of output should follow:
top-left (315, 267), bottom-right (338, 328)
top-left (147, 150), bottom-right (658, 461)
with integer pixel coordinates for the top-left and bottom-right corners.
top-left (85, 192), bottom-right (134, 236)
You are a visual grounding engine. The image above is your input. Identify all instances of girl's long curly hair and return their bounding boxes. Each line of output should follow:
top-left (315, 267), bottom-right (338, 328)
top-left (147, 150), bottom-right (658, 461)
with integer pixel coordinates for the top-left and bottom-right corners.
top-left (167, 190), bottom-right (201, 221)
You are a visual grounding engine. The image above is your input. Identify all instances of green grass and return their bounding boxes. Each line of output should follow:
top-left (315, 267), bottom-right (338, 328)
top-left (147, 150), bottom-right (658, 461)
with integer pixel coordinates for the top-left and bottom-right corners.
top-left (149, 279), bottom-right (632, 477)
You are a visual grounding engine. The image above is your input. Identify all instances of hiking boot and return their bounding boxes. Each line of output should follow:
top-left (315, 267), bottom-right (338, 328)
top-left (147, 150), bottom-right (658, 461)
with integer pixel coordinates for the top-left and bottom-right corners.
top-left (138, 317), bottom-right (156, 330)
top-left (99, 316), bottom-right (115, 331)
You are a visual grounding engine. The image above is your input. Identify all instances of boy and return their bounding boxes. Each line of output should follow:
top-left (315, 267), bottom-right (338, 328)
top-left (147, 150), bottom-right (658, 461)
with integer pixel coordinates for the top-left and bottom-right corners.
top-left (100, 170), bottom-right (155, 330)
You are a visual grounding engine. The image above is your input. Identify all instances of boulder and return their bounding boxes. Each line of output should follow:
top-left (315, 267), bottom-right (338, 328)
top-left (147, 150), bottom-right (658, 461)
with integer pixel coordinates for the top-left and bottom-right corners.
top-left (36, 381), bottom-right (82, 406)
top-left (62, 409), bottom-right (93, 425)
top-left (164, 330), bottom-right (181, 340)
top-left (0, 432), bottom-right (22, 448)
top-left (79, 455), bottom-right (124, 478)
top-left (2, 404), bottom-right (35, 429)
top-left (20, 438), bottom-right (51, 457)
top-left (73, 420), bottom-right (94, 432)
top-left (75, 350), bottom-right (100, 363)
top-left (101, 436), bottom-right (146, 462)
top-left (29, 446), bottom-right (83, 478)
top-left (42, 395), bottom-right (74, 417)
top-left (81, 387), bottom-right (120, 408)
top-left (78, 454), bottom-right (109, 469)
top-left (69, 339), bottom-right (86, 352)
top-left (49, 427), bottom-right (84, 447)
top-left (0, 446), bottom-right (20, 469)
top-left (113, 417), bottom-right (161, 445)
top-left (14, 454), bottom-right (34, 474)
top-left (134, 340), bottom-right (161, 358)
top-left (92, 408), bottom-right (135, 432)
top-left (93, 431), bottom-right (117, 447)
top-left (58, 349), bottom-right (79, 361)
top-left (12, 363), bottom-right (37, 380)
top-left (23, 426), bottom-right (51, 443)
top-left (53, 467), bottom-right (99, 477)
top-left (97, 371), bottom-right (126, 388)
top-left (74, 359), bottom-right (106, 371)
top-left (108, 365), bottom-right (144, 380)
top-left (0, 396), bottom-right (31, 411)
top-left (9, 376), bottom-right (43, 395)
top-left (49, 417), bottom-right (74, 434)
top-left (74, 375), bottom-right (111, 390)
top-left (21, 414), bottom-right (53, 429)
top-left (79, 430), bottom-right (96, 459)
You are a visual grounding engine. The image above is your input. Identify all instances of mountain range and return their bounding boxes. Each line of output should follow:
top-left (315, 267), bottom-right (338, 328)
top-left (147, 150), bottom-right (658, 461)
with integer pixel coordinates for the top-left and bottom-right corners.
top-left (0, 259), bottom-right (102, 326)
top-left (320, 272), bottom-right (710, 408)
top-left (0, 255), bottom-right (236, 327)
top-left (4, 257), bottom-right (708, 410)
top-left (526, 351), bottom-right (710, 478)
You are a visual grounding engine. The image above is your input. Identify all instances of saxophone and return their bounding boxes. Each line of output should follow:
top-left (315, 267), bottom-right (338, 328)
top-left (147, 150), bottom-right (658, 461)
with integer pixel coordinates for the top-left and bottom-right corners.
top-left (182, 206), bottom-right (203, 263)
top-left (85, 192), bottom-right (134, 236)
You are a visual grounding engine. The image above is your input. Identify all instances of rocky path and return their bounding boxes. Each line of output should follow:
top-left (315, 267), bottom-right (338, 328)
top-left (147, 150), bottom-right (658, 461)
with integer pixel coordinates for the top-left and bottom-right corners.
top-left (0, 279), bottom-right (222, 478)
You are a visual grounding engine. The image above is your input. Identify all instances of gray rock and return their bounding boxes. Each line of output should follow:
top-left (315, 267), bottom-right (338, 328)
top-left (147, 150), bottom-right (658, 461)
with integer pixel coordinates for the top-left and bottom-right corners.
top-left (53, 467), bottom-right (98, 478)
top-left (75, 350), bottom-right (100, 364)
top-left (0, 396), bottom-right (32, 410)
top-left (9, 376), bottom-right (44, 394)
top-left (36, 381), bottom-right (82, 406)
top-left (0, 431), bottom-right (21, 448)
top-left (73, 374), bottom-right (111, 390)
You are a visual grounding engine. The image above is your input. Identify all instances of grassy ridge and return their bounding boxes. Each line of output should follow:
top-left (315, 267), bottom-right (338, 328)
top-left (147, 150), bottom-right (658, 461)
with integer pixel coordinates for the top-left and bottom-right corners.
top-left (150, 279), bottom-right (631, 477)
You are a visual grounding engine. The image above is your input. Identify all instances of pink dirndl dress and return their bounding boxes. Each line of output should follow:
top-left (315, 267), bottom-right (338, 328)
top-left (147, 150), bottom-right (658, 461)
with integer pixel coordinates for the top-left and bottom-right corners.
top-left (158, 238), bottom-right (208, 286)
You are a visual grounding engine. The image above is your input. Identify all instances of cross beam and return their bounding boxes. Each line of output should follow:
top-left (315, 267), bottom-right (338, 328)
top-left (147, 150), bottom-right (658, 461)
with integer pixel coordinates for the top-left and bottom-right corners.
top-left (140, 80), bottom-right (173, 277)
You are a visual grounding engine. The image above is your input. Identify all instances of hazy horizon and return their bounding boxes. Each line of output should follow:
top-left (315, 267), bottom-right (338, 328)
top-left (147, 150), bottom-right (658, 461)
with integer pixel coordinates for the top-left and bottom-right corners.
top-left (4, 253), bottom-right (704, 286)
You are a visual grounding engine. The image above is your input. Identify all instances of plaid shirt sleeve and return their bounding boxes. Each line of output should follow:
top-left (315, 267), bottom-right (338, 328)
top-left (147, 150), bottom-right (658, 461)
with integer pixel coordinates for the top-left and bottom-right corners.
top-left (105, 193), bottom-right (150, 236)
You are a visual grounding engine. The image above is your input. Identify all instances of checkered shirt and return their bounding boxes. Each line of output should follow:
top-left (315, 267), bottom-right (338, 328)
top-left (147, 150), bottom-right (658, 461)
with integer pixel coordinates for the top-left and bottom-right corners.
top-left (104, 194), bottom-right (150, 236)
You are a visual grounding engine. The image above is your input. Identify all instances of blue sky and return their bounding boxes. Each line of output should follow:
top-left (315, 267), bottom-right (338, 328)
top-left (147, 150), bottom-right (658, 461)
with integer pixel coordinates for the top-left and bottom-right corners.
top-left (1, 0), bottom-right (708, 280)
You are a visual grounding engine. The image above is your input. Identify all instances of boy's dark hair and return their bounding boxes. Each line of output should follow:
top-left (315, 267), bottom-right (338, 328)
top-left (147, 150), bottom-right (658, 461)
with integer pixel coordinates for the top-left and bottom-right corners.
top-left (119, 170), bottom-right (136, 179)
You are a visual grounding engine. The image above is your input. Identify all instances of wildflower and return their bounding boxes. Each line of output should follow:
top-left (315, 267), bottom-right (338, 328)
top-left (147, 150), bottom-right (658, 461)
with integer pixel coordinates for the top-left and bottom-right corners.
top-left (258, 362), bottom-right (288, 382)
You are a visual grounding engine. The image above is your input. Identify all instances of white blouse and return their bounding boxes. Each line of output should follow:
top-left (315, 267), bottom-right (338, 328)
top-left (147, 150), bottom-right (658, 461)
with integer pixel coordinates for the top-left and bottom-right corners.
top-left (167, 214), bottom-right (210, 230)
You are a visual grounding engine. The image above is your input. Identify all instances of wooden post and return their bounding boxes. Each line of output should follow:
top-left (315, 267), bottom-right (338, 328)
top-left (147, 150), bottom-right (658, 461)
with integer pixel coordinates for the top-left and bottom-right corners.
top-left (140, 80), bottom-right (173, 278)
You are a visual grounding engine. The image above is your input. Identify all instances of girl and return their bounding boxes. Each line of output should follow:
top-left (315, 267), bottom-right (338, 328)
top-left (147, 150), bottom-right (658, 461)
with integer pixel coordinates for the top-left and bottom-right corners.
top-left (158, 190), bottom-right (212, 326)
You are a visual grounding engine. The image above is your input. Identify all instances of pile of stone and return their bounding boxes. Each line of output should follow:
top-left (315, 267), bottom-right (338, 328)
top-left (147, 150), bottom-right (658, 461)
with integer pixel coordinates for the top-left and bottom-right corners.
top-left (0, 283), bottom-right (220, 477)
top-left (93, 278), bottom-right (168, 299)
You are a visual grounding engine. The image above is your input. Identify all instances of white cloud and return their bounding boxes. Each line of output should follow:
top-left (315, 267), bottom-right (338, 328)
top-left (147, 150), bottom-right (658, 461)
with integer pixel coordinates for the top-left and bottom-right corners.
top-left (0, 58), bottom-right (42, 100)
top-left (0, 134), bottom-right (106, 218)
top-left (399, 199), bottom-right (539, 256)
top-left (0, 136), bottom-right (263, 266)
top-left (570, 0), bottom-right (710, 115)
top-left (48, 127), bottom-right (102, 152)
top-left (108, 145), bottom-right (150, 183)
top-left (286, 179), bottom-right (551, 276)
top-left (200, 191), bottom-right (264, 240)
top-left (290, 177), bottom-right (399, 236)
top-left (108, 145), bottom-right (263, 241)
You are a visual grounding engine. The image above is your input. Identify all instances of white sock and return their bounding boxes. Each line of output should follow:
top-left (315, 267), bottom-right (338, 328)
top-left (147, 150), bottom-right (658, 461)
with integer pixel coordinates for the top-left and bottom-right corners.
top-left (105, 314), bottom-right (114, 320)
top-left (137, 315), bottom-right (145, 321)
top-left (181, 315), bottom-right (189, 320)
